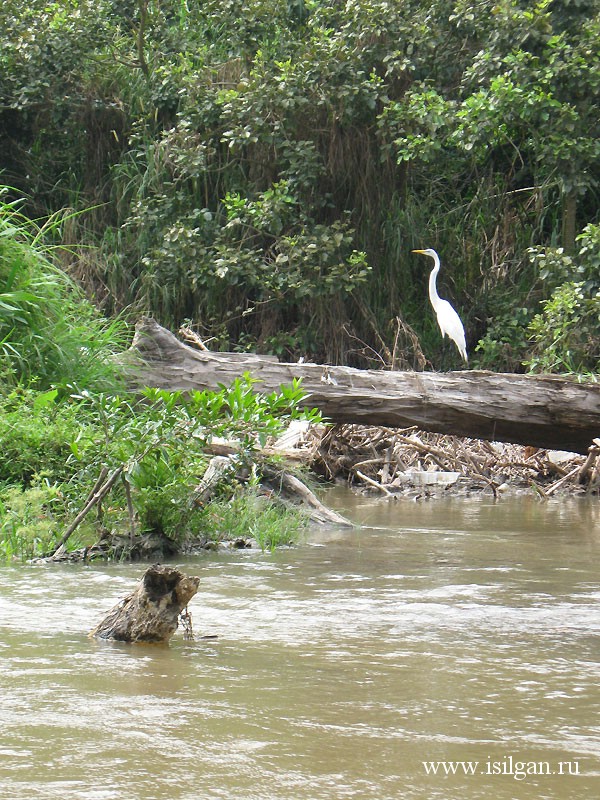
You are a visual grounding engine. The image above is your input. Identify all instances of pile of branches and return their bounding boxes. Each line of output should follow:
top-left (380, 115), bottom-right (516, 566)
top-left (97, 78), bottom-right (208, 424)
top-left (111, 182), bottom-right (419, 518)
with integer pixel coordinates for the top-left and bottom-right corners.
top-left (306, 425), bottom-right (600, 499)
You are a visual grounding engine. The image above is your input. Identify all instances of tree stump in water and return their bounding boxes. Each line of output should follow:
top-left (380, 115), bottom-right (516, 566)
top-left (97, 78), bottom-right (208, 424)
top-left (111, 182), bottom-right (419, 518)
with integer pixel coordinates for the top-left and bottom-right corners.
top-left (90, 564), bottom-right (200, 643)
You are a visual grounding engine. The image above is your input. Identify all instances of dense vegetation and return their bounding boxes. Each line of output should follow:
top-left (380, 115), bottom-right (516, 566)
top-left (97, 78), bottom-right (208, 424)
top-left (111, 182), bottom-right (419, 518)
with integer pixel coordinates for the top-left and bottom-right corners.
top-left (1, 1), bottom-right (599, 560)
top-left (0, 0), bottom-right (598, 371)
top-left (0, 376), bottom-right (316, 561)
top-left (0, 197), bottom-right (320, 561)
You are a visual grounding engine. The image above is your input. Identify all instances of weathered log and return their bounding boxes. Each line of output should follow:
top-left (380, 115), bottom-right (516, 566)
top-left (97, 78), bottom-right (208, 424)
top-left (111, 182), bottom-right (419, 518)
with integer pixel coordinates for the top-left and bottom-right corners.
top-left (259, 465), bottom-right (354, 526)
top-left (90, 564), bottom-right (199, 643)
top-left (192, 452), bottom-right (353, 526)
top-left (124, 318), bottom-right (600, 455)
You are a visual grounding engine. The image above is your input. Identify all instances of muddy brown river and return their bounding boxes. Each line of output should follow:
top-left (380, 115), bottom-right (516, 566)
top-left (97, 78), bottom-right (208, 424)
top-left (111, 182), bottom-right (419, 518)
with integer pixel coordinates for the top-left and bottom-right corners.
top-left (1, 490), bottom-right (599, 799)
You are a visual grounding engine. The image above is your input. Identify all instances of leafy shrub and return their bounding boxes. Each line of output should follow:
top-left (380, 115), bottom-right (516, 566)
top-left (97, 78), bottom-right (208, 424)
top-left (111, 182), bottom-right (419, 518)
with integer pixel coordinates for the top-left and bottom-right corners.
top-left (527, 225), bottom-right (600, 295)
top-left (0, 373), bottom-right (322, 558)
top-left (0, 388), bottom-right (93, 485)
top-left (475, 307), bottom-right (532, 372)
top-left (0, 482), bottom-right (65, 562)
top-left (80, 377), bottom-right (321, 541)
top-left (475, 225), bottom-right (600, 373)
top-left (524, 282), bottom-right (599, 375)
top-left (521, 226), bottom-right (600, 373)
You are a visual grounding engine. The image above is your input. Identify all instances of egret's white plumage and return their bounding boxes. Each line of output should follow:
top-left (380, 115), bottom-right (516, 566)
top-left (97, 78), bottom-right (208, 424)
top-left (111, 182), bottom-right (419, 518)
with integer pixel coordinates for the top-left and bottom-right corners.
top-left (412, 248), bottom-right (468, 363)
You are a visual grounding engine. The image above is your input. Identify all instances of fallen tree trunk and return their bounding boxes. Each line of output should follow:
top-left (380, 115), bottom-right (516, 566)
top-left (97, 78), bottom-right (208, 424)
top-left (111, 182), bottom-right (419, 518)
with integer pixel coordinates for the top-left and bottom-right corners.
top-left (90, 564), bottom-right (199, 643)
top-left (125, 318), bottom-right (600, 455)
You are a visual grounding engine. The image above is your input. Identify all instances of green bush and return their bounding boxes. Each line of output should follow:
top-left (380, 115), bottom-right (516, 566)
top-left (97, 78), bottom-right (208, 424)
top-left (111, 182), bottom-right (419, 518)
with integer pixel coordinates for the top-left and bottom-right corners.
top-left (0, 374), bottom-right (321, 559)
top-left (0, 483), bottom-right (66, 563)
top-left (524, 282), bottom-right (599, 375)
top-left (0, 389), bottom-right (93, 485)
top-left (476, 224), bottom-right (600, 373)
top-left (74, 378), bottom-right (321, 541)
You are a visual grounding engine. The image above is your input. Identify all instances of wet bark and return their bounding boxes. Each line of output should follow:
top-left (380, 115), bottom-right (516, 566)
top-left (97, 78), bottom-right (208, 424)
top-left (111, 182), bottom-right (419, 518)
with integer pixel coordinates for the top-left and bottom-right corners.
top-left (123, 318), bottom-right (600, 455)
top-left (90, 564), bottom-right (200, 643)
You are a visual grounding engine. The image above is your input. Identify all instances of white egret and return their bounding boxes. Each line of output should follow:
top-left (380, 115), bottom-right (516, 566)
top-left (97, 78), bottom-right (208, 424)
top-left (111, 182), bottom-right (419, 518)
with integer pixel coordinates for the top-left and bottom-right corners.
top-left (412, 248), bottom-right (468, 363)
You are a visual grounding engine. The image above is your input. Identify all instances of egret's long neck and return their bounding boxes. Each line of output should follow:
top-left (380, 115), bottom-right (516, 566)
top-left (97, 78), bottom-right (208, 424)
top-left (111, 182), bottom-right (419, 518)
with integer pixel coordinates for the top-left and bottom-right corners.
top-left (428, 253), bottom-right (442, 309)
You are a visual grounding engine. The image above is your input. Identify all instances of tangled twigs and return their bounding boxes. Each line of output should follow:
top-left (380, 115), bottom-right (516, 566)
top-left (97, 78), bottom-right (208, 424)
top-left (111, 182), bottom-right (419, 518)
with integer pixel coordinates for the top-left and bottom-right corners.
top-left (179, 606), bottom-right (194, 641)
top-left (391, 315), bottom-right (428, 371)
top-left (308, 425), bottom-right (597, 498)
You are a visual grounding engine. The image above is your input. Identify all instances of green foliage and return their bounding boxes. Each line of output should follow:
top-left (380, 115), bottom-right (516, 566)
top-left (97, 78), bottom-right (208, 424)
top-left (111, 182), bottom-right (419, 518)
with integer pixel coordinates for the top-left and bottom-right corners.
top-left (0, 192), bottom-right (127, 390)
top-left (476, 223), bottom-right (600, 372)
top-left (526, 232), bottom-right (600, 298)
top-left (67, 376), bottom-right (320, 538)
top-left (79, 375), bottom-right (319, 461)
top-left (201, 490), bottom-right (307, 551)
top-left (0, 482), bottom-right (71, 563)
top-left (0, 388), bottom-right (95, 485)
top-left (0, 1), bottom-right (598, 370)
top-left (0, 374), bottom-right (321, 558)
top-left (131, 176), bottom-right (369, 332)
top-left (524, 282), bottom-right (599, 375)
top-left (525, 225), bottom-right (600, 373)
top-left (475, 307), bottom-right (532, 373)
top-left (379, 88), bottom-right (452, 164)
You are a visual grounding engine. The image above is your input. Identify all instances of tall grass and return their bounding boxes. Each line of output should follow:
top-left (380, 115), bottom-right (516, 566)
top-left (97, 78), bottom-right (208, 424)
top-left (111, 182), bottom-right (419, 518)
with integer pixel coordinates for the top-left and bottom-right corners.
top-left (0, 190), bottom-right (128, 390)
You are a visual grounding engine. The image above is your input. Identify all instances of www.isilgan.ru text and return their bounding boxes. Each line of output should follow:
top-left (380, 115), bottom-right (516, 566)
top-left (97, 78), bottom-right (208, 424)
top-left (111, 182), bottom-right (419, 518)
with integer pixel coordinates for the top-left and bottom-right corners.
top-left (422, 756), bottom-right (581, 781)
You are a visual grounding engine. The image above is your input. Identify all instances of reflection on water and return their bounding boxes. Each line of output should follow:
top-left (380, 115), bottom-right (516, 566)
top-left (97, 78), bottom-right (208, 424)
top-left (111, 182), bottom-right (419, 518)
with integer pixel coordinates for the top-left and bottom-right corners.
top-left (1, 493), bottom-right (599, 799)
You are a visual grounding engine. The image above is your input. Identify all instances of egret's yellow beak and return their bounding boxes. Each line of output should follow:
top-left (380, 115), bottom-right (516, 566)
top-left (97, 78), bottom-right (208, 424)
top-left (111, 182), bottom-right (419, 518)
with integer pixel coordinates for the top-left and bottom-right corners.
top-left (412, 249), bottom-right (426, 254)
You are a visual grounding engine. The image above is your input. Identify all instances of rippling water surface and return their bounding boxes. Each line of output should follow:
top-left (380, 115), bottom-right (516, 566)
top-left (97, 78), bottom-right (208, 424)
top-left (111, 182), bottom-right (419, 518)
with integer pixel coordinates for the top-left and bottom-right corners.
top-left (1, 492), bottom-right (599, 799)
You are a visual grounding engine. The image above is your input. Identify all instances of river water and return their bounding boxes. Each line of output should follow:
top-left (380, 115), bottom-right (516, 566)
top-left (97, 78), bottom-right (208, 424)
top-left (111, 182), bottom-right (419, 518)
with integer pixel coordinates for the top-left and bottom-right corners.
top-left (1, 490), bottom-right (599, 800)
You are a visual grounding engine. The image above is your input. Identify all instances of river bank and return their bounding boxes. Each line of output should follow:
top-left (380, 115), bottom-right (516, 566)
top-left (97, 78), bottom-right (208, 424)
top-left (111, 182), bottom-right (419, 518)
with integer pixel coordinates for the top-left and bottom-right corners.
top-left (15, 420), bottom-right (600, 566)
top-left (58, 423), bottom-right (600, 565)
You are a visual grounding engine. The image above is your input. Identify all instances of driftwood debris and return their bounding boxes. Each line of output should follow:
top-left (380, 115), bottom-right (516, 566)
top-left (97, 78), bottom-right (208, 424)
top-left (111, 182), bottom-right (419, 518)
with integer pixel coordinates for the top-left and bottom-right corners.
top-left (260, 464), bottom-right (353, 526)
top-left (125, 318), bottom-right (600, 455)
top-left (90, 564), bottom-right (200, 643)
top-left (312, 424), bottom-right (599, 498)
